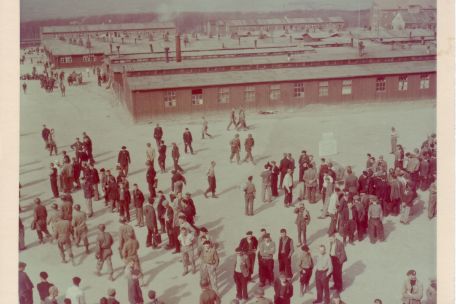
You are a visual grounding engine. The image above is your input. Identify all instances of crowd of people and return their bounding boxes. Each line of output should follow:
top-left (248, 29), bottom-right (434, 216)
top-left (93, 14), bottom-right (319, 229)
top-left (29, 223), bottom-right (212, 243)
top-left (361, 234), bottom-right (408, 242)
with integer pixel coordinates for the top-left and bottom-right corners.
top-left (19, 84), bottom-right (437, 304)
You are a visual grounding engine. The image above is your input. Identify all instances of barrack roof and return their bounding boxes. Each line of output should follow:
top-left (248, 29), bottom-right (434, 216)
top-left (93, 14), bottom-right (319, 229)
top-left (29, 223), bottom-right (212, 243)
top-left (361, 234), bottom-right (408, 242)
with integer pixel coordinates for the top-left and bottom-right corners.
top-left (41, 22), bottom-right (176, 34)
top-left (126, 60), bottom-right (435, 91)
top-left (42, 38), bottom-right (105, 56)
top-left (373, 0), bottom-right (436, 10)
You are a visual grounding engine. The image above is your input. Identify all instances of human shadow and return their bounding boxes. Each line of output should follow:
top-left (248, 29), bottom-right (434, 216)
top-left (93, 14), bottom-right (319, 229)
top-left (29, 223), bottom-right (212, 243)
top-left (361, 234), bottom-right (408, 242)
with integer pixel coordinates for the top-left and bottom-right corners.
top-left (93, 151), bottom-right (113, 158)
top-left (383, 220), bottom-right (396, 240)
top-left (143, 257), bottom-right (178, 286)
top-left (217, 253), bottom-right (236, 297)
top-left (20, 192), bottom-right (44, 202)
top-left (20, 166), bottom-right (45, 175)
top-left (22, 178), bottom-right (47, 188)
top-left (254, 202), bottom-right (275, 215)
top-left (218, 185), bottom-right (238, 196)
top-left (255, 154), bottom-right (272, 164)
top-left (342, 260), bottom-right (366, 289)
top-left (307, 227), bottom-right (330, 245)
top-left (184, 163), bottom-right (202, 173)
top-left (194, 147), bottom-right (209, 154)
top-left (96, 155), bottom-right (117, 164)
top-left (20, 160), bottom-right (41, 167)
top-left (129, 167), bottom-right (147, 177)
top-left (160, 283), bottom-right (189, 304)
top-left (410, 200), bottom-right (425, 222)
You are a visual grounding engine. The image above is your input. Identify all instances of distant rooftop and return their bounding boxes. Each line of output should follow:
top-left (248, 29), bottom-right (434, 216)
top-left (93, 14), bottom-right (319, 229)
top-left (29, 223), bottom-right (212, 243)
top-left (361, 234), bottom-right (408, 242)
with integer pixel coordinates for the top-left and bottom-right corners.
top-left (126, 60), bottom-right (435, 91)
top-left (42, 38), bottom-right (105, 56)
top-left (41, 22), bottom-right (176, 34)
top-left (373, 0), bottom-right (436, 10)
top-left (226, 17), bottom-right (344, 27)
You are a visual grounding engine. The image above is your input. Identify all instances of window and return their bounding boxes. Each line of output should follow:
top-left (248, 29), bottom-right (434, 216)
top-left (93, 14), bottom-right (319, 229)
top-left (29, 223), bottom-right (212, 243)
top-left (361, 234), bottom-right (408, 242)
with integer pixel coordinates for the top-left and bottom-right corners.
top-left (82, 55), bottom-right (95, 62)
top-left (60, 56), bottom-right (72, 63)
top-left (319, 81), bottom-right (329, 97)
top-left (164, 91), bottom-right (176, 107)
top-left (191, 89), bottom-right (204, 105)
top-left (294, 82), bottom-right (305, 98)
top-left (342, 80), bottom-right (352, 95)
top-left (376, 77), bottom-right (386, 92)
top-left (398, 76), bottom-right (408, 91)
top-left (217, 88), bottom-right (230, 104)
top-left (244, 86), bottom-right (256, 103)
top-left (420, 74), bottom-right (430, 89)
top-left (270, 84), bottom-right (281, 101)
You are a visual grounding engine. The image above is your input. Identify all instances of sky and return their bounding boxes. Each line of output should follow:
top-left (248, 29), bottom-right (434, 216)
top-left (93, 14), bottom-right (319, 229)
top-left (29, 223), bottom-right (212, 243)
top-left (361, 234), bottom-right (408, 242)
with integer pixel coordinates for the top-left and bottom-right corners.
top-left (20, 0), bottom-right (374, 22)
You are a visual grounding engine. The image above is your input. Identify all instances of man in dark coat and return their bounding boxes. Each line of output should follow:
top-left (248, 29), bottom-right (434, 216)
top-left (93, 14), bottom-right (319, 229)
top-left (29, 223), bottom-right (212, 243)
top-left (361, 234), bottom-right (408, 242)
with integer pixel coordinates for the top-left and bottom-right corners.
top-left (274, 273), bottom-right (294, 304)
top-left (127, 268), bottom-right (144, 304)
top-left (49, 162), bottom-right (59, 198)
top-left (279, 153), bottom-right (290, 189)
top-left (158, 140), bottom-right (167, 173)
top-left (96, 224), bottom-right (114, 281)
top-left (153, 124), bottom-right (163, 148)
top-left (19, 262), bottom-right (34, 304)
top-left (34, 198), bottom-right (51, 244)
top-left (278, 229), bottom-right (294, 278)
top-left (183, 128), bottom-right (194, 154)
top-left (341, 201), bottom-right (358, 245)
top-left (118, 182), bottom-right (131, 221)
top-left (328, 234), bottom-right (347, 293)
top-left (298, 150), bottom-right (310, 182)
top-left (146, 163), bottom-right (157, 198)
top-left (42, 124), bottom-right (50, 150)
top-left (70, 137), bottom-right (84, 163)
top-left (88, 163), bottom-right (100, 201)
top-left (358, 171), bottom-right (369, 194)
top-left (243, 134), bottom-right (255, 165)
top-left (144, 198), bottom-right (160, 248)
top-left (163, 200), bottom-right (175, 250)
top-left (118, 146), bottom-right (131, 176)
top-left (270, 161), bottom-right (280, 197)
top-left (133, 184), bottom-right (145, 227)
top-left (239, 231), bottom-right (258, 281)
top-left (72, 157), bottom-right (82, 190)
top-left (171, 143), bottom-right (184, 172)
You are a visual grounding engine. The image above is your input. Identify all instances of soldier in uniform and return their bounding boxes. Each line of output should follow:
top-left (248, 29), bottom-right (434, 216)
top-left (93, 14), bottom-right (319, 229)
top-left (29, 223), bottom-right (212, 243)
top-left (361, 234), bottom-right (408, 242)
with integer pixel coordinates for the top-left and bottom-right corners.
top-left (230, 134), bottom-right (241, 164)
top-left (96, 224), bottom-right (114, 281)
top-left (54, 213), bottom-right (74, 264)
top-left (243, 134), bottom-right (255, 165)
top-left (72, 204), bottom-right (89, 254)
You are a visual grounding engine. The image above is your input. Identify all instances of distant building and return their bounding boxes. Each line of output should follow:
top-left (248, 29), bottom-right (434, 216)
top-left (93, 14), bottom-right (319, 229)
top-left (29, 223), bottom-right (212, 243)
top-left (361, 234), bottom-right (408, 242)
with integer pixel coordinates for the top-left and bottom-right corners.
top-left (370, 0), bottom-right (436, 31)
top-left (42, 39), bottom-right (104, 69)
top-left (206, 20), bottom-right (227, 37)
top-left (40, 22), bottom-right (176, 40)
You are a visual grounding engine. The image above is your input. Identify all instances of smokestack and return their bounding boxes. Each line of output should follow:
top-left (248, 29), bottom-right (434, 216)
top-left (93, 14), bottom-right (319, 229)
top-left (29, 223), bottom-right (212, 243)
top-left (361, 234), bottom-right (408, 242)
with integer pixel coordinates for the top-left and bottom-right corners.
top-left (175, 34), bottom-right (182, 63)
top-left (164, 47), bottom-right (170, 63)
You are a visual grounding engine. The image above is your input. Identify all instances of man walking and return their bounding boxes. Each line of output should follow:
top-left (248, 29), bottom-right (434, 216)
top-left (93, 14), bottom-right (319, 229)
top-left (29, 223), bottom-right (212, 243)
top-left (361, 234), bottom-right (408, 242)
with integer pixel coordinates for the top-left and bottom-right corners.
top-left (390, 127), bottom-right (398, 154)
top-left (96, 224), bottom-right (114, 281)
top-left (33, 198), bottom-right (52, 244)
top-left (118, 146), bottom-right (131, 176)
top-left (227, 108), bottom-right (237, 130)
top-left (278, 229), bottom-right (294, 278)
top-left (158, 140), bottom-right (167, 173)
top-left (328, 234), bottom-right (347, 293)
top-left (42, 124), bottom-right (50, 151)
top-left (202, 116), bottom-right (213, 139)
top-left (260, 164), bottom-right (272, 203)
top-left (171, 143), bottom-right (184, 172)
top-left (72, 204), bottom-right (90, 254)
top-left (204, 161), bottom-right (217, 198)
top-left (49, 162), bottom-right (59, 198)
top-left (230, 134), bottom-right (241, 164)
top-left (313, 245), bottom-right (332, 304)
top-left (243, 176), bottom-right (256, 216)
top-left (368, 197), bottom-right (384, 243)
top-left (153, 124), bottom-right (163, 148)
top-left (270, 161), bottom-right (280, 197)
top-left (133, 184), bottom-right (145, 227)
top-left (243, 134), bottom-right (255, 165)
top-left (19, 262), bottom-right (34, 304)
top-left (183, 128), bottom-right (194, 154)
top-left (54, 213), bottom-right (74, 264)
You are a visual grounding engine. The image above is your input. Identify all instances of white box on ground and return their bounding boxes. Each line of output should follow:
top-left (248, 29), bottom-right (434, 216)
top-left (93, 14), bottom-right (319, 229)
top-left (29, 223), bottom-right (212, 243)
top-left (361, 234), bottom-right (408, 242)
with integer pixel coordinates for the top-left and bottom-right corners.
top-left (319, 132), bottom-right (338, 156)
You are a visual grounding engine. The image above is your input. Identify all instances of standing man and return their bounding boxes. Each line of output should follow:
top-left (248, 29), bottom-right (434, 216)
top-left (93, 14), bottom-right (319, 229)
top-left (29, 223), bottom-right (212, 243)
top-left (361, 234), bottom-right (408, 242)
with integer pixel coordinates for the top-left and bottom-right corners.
top-left (163, 200), bottom-right (175, 250)
top-left (153, 124), bottom-right (163, 148)
top-left (144, 198), bottom-right (160, 249)
top-left (118, 146), bottom-right (131, 176)
top-left (328, 234), bottom-right (347, 293)
top-left (233, 247), bottom-right (250, 303)
top-left (270, 161), bottom-right (280, 197)
top-left (82, 178), bottom-right (94, 217)
top-left (204, 161), bottom-right (217, 198)
top-left (127, 269), bottom-right (144, 304)
top-left (277, 228), bottom-right (294, 278)
top-left (230, 134), bottom-right (241, 164)
top-left (106, 170), bottom-right (119, 212)
top-left (239, 231), bottom-right (258, 282)
top-left (178, 227), bottom-right (196, 276)
top-left (118, 182), bottom-right (131, 222)
top-left (428, 179), bottom-right (437, 219)
top-left (146, 143), bottom-right (155, 167)
top-left (146, 161), bottom-right (157, 198)
top-left (132, 184), bottom-right (145, 227)
top-left (243, 134), bottom-right (255, 165)
top-left (227, 108), bottom-right (237, 130)
top-left (258, 233), bottom-right (276, 288)
top-left (158, 140), bottom-right (167, 173)
top-left (274, 273), bottom-right (294, 304)
top-left (199, 240), bottom-right (220, 294)
top-left (66, 277), bottom-right (86, 304)
top-left (88, 163), bottom-right (100, 201)
top-left (294, 202), bottom-right (311, 246)
top-left (42, 124), bottom-right (51, 151)
top-left (19, 262), bottom-right (34, 304)
top-left (199, 279), bottom-right (221, 304)
top-left (279, 153), bottom-right (290, 189)
top-left (282, 169), bottom-right (294, 208)
top-left (54, 213), bottom-right (74, 264)
top-left (260, 164), bottom-right (272, 203)
top-left (401, 270), bottom-right (423, 304)
top-left (390, 127), bottom-right (398, 154)
top-left (171, 143), bottom-right (184, 172)
top-left (122, 233), bottom-right (141, 273)
top-left (183, 128), bottom-right (194, 154)
top-left (33, 198), bottom-right (52, 244)
top-left (313, 245), bottom-right (333, 304)
top-left (72, 204), bottom-right (90, 254)
top-left (341, 201), bottom-right (358, 245)
top-left (368, 197), bottom-right (384, 243)
top-left (243, 176), bottom-right (256, 216)
top-left (202, 116), bottom-right (213, 139)
top-left (118, 217), bottom-right (135, 259)
top-left (49, 162), bottom-right (59, 198)
top-left (37, 272), bottom-right (54, 303)
top-left (96, 224), bottom-right (114, 281)
top-left (319, 159), bottom-right (329, 192)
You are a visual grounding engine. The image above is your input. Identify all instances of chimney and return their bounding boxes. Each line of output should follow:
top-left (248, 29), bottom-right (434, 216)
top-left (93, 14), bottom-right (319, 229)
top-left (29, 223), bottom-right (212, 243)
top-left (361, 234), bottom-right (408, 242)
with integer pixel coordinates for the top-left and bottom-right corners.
top-left (175, 34), bottom-right (182, 62)
top-left (164, 47), bottom-right (170, 63)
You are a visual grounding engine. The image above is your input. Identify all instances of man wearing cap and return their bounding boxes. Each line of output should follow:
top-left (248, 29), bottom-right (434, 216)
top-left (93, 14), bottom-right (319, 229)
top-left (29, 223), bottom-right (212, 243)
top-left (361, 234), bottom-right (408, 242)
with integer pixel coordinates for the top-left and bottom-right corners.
top-left (19, 262), bottom-right (34, 304)
top-left (401, 270), bottom-right (423, 304)
top-left (204, 161), bottom-right (218, 198)
top-left (127, 268), bottom-right (144, 304)
top-left (230, 134), bottom-right (241, 164)
top-left (274, 273), bottom-right (294, 304)
top-left (260, 164), bottom-right (272, 203)
top-left (33, 198), bottom-right (52, 244)
top-left (199, 240), bottom-right (220, 293)
top-left (243, 134), bottom-right (255, 165)
top-left (295, 202), bottom-right (311, 246)
top-left (233, 247), bottom-right (250, 302)
top-left (96, 224), bottom-right (114, 281)
top-left (153, 124), bottom-right (163, 148)
top-left (183, 128), bottom-right (194, 154)
top-left (72, 204), bottom-right (89, 254)
top-left (258, 233), bottom-right (275, 287)
top-left (199, 279), bottom-right (221, 304)
top-left (368, 197), bottom-right (384, 243)
top-left (328, 234), bottom-right (347, 293)
top-left (178, 227), bottom-right (196, 276)
top-left (54, 212), bottom-right (74, 264)
top-left (239, 231), bottom-right (258, 281)
top-left (118, 217), bottom-right (135, 258)
top-left (132, 184), bottom-right (145, 227)
top-left (243, 176), bottom-right (256, 216)
top-left (278, 228), bottom-right (294, 278)
top-left (106, 289), bottom-right (119, 304)
top-left (118, 146), bottom-right (131, 176)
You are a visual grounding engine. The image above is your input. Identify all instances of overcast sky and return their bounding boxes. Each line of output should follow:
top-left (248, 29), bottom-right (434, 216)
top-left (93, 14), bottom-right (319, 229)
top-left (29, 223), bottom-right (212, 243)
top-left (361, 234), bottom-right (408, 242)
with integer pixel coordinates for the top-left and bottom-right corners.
top-left (20, 0), bottom-right (373, 22)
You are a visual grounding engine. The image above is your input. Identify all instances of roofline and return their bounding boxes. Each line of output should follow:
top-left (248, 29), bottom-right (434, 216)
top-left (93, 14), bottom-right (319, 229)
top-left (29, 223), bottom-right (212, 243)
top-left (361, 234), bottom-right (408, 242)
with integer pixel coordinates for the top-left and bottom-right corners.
top-left (130, 69), bottom-right (436, 93)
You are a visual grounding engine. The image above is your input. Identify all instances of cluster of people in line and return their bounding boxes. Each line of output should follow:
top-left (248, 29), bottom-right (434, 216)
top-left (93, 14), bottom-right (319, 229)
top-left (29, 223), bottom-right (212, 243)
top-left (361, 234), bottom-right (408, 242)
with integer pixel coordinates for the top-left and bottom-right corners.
top-left (19, 108), bottom-right (437, 304)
